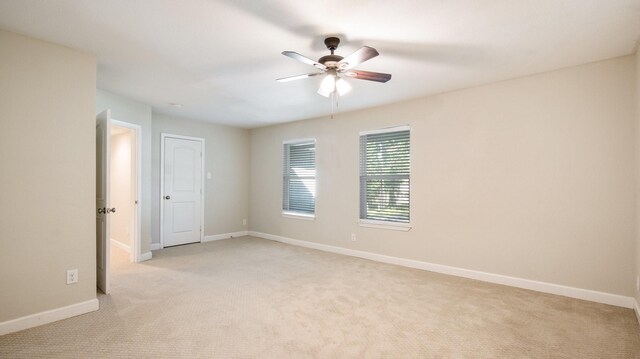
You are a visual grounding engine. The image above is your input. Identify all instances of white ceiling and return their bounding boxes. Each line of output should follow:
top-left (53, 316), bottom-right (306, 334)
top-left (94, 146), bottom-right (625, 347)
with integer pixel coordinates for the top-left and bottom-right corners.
top-left (1, 0), bottom-right (639, 128)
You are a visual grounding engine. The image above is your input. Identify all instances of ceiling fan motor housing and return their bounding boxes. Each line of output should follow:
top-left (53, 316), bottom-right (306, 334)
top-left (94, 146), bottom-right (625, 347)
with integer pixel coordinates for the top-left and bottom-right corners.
top-left (321, 37), bottom-right (343, 67)
top-left (319, 54), bottom-right (344, 67)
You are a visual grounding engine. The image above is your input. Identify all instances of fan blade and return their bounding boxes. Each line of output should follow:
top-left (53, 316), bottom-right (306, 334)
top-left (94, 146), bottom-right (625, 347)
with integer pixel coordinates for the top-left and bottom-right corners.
top-left (337, 46), bottom-right (379, 70)
top-left (343, 70), bottom-right (392, 83)
top-left (276, 73), bottom-right (324, 82)
top-left (282, 51), bottom-right (327, 70)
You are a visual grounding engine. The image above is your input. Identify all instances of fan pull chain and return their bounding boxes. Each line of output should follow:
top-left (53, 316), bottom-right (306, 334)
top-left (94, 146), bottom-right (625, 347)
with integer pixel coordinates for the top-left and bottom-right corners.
top-left (331, 91), bottom-right (335, 119)
top-left (329, 91), bottom-right (341, 119)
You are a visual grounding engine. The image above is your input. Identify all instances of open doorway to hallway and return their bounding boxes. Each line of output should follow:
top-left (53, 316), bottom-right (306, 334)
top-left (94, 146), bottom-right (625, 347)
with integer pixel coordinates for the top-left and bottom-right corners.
top-left (96, 111), bottom-right (142, 294)
top-left (109, 122), bottom-right (141, 267)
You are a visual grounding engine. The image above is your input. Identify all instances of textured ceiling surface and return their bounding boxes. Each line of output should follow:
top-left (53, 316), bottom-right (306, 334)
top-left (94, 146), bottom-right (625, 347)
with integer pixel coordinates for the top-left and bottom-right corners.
top-left (1, 0), bottom-right (639, 128)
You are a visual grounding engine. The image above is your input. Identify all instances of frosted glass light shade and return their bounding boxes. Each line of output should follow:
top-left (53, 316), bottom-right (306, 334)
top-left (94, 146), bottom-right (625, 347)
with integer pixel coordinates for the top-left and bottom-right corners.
top-left (335, 78), bottom-right (351, 96)
top-left (317, 74), bottom-right (335, 97)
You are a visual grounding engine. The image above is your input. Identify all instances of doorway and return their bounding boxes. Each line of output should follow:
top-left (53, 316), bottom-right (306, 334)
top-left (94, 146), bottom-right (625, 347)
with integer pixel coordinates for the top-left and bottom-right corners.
top-left (96, 110), bottom-right (142, 295)
top-left (109, 122), bottom-right (140, 263)
top-left (160, 134), bottom-right (204, 248)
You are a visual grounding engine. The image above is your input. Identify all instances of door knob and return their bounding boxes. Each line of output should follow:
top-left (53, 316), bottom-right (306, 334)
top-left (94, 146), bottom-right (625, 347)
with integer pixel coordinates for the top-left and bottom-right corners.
top-left (108, 208), bottom-right (116, 213)
top-left (164, 195), bottom-right (171, 200)
top-left (97, 208), bottom-right (106, 214)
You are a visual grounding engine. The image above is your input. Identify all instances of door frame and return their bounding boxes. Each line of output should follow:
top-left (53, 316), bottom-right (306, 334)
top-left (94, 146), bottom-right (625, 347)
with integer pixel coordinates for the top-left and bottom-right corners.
top-left (111, 119), bottom-right (142, 263)
top-left (159, 133), bottom-right (205, 249)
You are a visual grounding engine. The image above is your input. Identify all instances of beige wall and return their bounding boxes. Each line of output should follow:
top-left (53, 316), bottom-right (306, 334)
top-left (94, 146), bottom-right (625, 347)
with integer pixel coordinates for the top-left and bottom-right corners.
top-left (151, 113), bottom-right (250, 244)
top-left (110, 130), bottom-right (134, 249)
top-left (250, 56), bottom-right (636, 297)
top-left (96, 89), bottom-right (153, 254)
top-left (0, 30), bottom-right (96, 322)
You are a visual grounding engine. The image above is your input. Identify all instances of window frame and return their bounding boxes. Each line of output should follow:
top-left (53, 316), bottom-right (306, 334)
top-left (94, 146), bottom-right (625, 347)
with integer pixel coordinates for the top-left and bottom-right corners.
top-left (359, 125), bottom-right (411, 231)
top-left (282, 138), bottom-right (317, 220)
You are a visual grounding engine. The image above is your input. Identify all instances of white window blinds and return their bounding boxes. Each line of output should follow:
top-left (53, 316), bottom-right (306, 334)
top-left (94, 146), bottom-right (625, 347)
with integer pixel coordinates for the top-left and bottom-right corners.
top-left (283, 140), bottom-right (316, 214)
top-left (359, 127), bottom-right (410, 223)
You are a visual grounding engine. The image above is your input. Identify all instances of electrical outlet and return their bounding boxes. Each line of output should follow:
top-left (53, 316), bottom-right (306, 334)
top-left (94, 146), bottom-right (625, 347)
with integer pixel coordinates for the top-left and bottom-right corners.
top-left (242, 218), bottom-right (247, 226)
top-left (351, 233), bottom-right (357, 242)
top-left (66, 269), bottom-right (78, 284)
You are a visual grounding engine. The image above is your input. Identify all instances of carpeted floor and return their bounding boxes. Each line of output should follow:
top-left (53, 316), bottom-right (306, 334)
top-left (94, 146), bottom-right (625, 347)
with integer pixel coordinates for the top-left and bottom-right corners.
top-left (1, 236), bottom-right (639, 358)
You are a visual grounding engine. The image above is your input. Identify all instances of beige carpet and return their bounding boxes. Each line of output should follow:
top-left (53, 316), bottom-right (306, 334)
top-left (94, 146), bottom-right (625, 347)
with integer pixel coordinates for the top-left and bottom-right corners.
top-left (1, 236), bottom-right (639, 358)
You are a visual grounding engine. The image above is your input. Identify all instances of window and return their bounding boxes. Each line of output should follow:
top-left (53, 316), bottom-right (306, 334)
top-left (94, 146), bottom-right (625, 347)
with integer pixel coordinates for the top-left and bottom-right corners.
top-left (359, 126), bottom-right (410, 226)
top-left (283, 139), bottom-right (316, 217)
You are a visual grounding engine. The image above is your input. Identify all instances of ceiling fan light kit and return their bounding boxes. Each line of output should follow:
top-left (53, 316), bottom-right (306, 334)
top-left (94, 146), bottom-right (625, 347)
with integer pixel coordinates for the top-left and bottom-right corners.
top-left (278, 36), bottom-right (391, 99)
top-left (318, 71), bottom-right (336, 97)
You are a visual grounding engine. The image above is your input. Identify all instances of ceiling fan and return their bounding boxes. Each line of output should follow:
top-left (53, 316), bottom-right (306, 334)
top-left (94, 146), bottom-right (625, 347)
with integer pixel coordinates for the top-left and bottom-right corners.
top-left (277, 37), bottom-right (392, 97)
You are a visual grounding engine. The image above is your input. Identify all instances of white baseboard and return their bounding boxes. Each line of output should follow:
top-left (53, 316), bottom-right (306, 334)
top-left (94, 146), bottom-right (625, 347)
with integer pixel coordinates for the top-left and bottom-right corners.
top-left (203, 231), bottom-right (249, 243)
top-left (140, 251), bottom-right (152, 261)
top-left (110, 238), bottom-right (130, 253)
top-left (248, 231), bottom-right (635, 309)
top-left (0, 298), bottom-right (99, 336)
top-left (149, 231), bottom-right (248, 251)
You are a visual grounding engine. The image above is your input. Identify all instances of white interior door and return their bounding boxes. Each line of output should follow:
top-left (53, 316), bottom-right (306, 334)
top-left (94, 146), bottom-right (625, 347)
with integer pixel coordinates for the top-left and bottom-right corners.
top-left (162, 136), bottom-right (203, 247)
top-left (96, 110), bottom-right (111, 294)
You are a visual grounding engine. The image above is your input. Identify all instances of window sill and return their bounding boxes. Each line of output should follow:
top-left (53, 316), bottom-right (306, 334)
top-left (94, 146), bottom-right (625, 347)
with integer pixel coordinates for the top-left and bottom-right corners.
top-left (282, 212), bottom-right (315, 221)
top-left (359, 219), bottom-right (411, 231)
